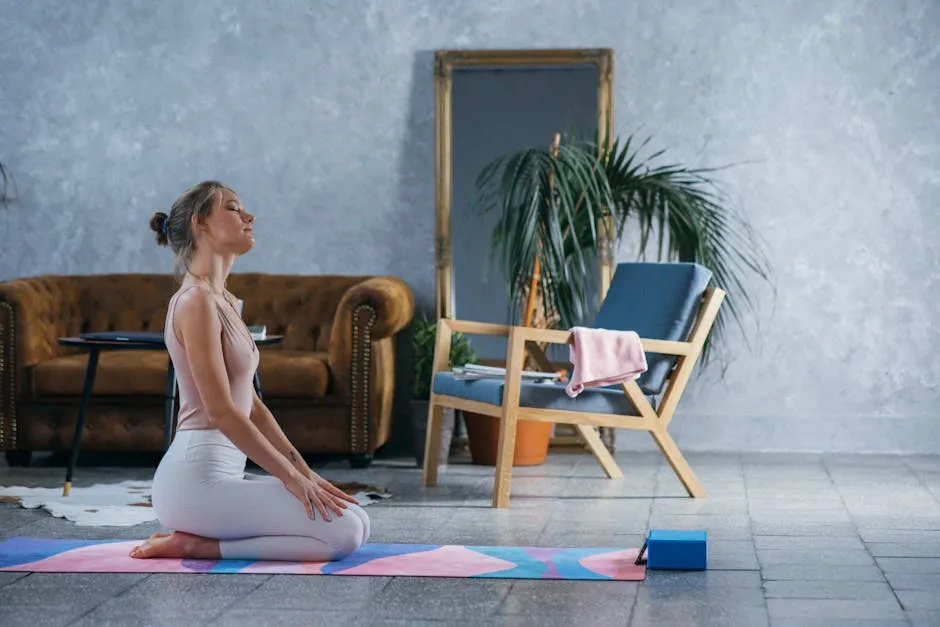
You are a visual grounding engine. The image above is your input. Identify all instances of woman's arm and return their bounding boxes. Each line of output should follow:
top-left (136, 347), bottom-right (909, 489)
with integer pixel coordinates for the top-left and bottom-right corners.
top-left (174, 287), bottom-right (299, 484)
top-left (248, 392), bottom-right (307, 476)
top-left (248, 393), bottom-right (358, 505)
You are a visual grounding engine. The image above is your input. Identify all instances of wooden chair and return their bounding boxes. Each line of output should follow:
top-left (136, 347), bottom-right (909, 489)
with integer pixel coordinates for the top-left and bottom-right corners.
top-left (421, 262), bottom-right (725, 508)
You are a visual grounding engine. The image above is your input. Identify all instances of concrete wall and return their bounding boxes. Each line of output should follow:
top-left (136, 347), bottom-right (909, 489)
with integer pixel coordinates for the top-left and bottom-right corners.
top-left (1, 0), bottom-right (938, 453)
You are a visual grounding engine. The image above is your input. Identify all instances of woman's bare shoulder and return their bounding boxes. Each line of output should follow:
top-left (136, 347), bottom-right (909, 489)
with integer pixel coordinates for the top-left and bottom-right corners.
top-left (173, 284), bottom-right (220, 330)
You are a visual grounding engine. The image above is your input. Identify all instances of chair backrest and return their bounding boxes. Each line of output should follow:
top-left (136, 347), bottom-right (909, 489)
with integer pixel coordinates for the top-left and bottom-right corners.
top-left (593, 262), bottom-right (712, 394)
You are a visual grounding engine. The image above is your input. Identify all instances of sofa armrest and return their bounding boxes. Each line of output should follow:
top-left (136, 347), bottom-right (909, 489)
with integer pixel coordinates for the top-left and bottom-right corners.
top-left (0, 277), bottom-right (75, 450)
top-left (327, 276), bottom-right (415, 392)
top-left (0, 279), bottom-right (72, 395)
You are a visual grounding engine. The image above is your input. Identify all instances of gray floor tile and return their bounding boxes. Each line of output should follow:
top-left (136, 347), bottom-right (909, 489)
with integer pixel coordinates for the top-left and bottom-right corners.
top-left (234, 574), bottom-right (389, 610)
top-left (72, 608), bottom-right (222, 627)
top-left (753, 534), bottom-right (865, 551)
top-left (209, 609), bottom-right (359, 626)
top-left (499, 579), bottom-right (636, 624)
top-left (876, 557), bottom-right (940, 574)
top-left (1, 573), bottom-right (148, 611)
top-left (761, 563), bottom-right (887, 582)
top-left (866, 541), bottom-right (940, 558)
top-left (757, 548), bottom-right (876, 567)
top-left (0, 605), bottom-right (87, 627)
top-left (644, 570), bottom-right (761, 588)
top-left (907, 609), bottom-right (940, 627)
top-left (762, 579), bottom-right (896, 601)
top-left (859, 529), bottom-right (940, 543)
top-left (707, 550), bottom-right (760, 570)
top-left (0, 506), bottom-right (48, 534)
top-left (0, 571), bottom-right (28, 587)
top-left (636, 584), bottom-right (765, 606)
top-left (855, 515), bottom-right (940, 530)
top-left (537, 531), bottom-right (644, 549)
top-left (896, 589), bottom-right (940, 610)
top-left (768, 620), bottom-right (908, 627)
top-left (629, 600), bottom-right (770, 627)
top-left (883, 571), bottom-right (940, 590)
top-left (750, 521), bottom-right (859, 536)
top-left (370, 577), bottom-right (511, 621)
top-left (102, 573), bottom-right (271, 613)
top-left (766, 599), bottom-right (906, 621)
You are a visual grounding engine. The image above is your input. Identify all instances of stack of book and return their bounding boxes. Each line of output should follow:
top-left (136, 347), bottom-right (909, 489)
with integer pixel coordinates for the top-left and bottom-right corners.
top-left (451, 363), bottom-right (563, 383)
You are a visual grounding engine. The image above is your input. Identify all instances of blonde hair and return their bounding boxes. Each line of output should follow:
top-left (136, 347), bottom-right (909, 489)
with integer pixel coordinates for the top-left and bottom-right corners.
top-left (149, 181), bottom-right (231, 276)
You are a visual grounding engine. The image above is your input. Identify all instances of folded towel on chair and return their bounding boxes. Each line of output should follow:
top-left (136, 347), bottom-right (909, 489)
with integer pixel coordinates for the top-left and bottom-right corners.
top-left (566, 327), bottom-right (648, 398)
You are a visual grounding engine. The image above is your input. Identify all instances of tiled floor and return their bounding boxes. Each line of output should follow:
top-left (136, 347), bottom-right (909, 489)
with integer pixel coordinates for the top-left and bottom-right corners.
top-left (1, 450), bottom-right (939, 626)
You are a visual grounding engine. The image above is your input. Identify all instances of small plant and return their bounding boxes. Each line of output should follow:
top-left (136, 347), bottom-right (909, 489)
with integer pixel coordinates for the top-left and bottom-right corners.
top-left (412, 314), bottom-right (477, 401)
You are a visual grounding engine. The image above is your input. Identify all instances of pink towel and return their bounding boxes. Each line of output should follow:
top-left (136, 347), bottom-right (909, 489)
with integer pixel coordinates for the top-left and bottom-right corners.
top-left (566, 326), bottom-right (648, 398)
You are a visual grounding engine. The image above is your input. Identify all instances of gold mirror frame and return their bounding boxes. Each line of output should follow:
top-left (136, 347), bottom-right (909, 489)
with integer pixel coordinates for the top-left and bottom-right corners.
top-left (433, 48), bottom-right (616, 322)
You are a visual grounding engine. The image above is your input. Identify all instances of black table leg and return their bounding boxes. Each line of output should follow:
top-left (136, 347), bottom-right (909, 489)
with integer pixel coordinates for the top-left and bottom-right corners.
top-left (164, 361), bottom-right (177, 451)
top-left (64, 348), bottom-right (99, 496)
top-left (253, 371), bottom-right (263, 401)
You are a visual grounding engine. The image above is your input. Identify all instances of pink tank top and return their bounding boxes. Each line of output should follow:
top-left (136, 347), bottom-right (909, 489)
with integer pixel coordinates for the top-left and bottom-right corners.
top-left (165, 284), bottom-right (260, 431)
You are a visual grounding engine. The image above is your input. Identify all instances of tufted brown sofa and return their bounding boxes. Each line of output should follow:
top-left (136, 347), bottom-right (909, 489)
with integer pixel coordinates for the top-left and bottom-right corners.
top-left (0, 272), bottom-right (415, 468)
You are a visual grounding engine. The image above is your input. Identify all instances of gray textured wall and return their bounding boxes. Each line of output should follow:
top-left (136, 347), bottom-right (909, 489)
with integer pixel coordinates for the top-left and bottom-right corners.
top-left (1, 0), bottom-right (938, 453)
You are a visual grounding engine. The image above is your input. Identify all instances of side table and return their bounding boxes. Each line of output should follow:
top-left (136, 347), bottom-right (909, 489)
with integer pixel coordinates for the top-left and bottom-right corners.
top-left (58, 332), bottom-right (283, 496)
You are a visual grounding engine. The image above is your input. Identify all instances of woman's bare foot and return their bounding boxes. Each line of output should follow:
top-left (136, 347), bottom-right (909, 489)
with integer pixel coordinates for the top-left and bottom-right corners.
top-left (129, 531), bottom-right (221, 560)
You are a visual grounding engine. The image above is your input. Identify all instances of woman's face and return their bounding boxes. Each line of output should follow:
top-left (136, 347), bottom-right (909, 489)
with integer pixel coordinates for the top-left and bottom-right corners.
top-left (196, 188), bottom-right (255, 256)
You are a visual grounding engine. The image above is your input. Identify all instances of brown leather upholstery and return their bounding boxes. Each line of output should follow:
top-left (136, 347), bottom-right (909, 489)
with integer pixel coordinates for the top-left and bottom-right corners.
top-left (0, 272), bottom-right (415, 459)
top-left (32, 350), bottom-right (171, 397)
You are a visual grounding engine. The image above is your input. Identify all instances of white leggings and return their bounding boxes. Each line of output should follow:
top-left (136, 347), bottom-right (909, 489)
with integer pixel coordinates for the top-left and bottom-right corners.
top-left (152, 428), bottom-right (370, 562)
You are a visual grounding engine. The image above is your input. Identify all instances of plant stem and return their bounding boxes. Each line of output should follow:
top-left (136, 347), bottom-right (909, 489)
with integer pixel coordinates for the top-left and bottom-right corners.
top-left (522, 132), bottom-right (562, 329)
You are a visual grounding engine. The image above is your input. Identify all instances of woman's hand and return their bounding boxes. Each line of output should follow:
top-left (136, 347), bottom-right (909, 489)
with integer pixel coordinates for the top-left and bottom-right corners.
top-left (283, 469), bottom-right (359, 521)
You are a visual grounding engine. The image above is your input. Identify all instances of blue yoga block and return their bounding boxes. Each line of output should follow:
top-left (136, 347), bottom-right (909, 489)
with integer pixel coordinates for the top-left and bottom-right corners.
top-left (647, 529), bottom-right (707, 570)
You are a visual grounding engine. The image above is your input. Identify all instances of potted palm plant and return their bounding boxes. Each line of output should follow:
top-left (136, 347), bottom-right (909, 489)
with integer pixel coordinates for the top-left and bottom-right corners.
top-left (410, 313), bottom-right (478, 468)
top-left (468, 131), bottom-right (774, 461)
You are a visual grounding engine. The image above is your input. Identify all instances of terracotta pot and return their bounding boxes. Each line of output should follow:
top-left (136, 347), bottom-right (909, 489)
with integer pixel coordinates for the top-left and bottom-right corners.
top-left (463, 412), bottom-right (552, 466)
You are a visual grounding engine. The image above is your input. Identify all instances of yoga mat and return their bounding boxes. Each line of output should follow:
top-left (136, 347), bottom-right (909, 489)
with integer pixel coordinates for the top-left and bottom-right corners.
top-left (0, 537), bottom-right (645, 581)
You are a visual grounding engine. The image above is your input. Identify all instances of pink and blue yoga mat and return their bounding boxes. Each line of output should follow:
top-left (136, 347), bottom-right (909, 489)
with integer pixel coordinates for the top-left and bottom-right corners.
top-left (0, 537), bottom-right (645, 581)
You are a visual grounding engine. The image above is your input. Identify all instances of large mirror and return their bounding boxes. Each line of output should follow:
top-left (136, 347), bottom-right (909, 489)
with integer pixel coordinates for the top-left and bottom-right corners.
top-left (434, 48), bottom-right (614, 353)
top-left (434, 49), bottom-right (615, 449)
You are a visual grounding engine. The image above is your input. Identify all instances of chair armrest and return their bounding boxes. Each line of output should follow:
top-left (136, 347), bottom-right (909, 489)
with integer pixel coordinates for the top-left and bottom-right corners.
top-left (439, 319), bottom-right (692, 356)
top-left (328, 276), bottom-right (415, 391)
top-left (440, 319), bottom-right (512, 337)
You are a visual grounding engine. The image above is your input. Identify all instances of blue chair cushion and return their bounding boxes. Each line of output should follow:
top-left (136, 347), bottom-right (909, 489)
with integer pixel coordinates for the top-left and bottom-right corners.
top-left (593, 262), bottom-right (712, 394)
top-left (433, 371), bottom-right (638, 415)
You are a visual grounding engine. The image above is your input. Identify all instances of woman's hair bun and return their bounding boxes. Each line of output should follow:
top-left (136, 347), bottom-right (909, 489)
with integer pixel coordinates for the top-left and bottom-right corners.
top-left (149, 211), bottom-right (169, 247)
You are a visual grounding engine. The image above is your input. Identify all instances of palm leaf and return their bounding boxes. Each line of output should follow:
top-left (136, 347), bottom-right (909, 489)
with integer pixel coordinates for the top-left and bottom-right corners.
top-left (474, 139), bottom-right (616, 328)
top-left (473, 131), bottom-right (774, 372)
top-left (597, 134), bottom-right (774, 364)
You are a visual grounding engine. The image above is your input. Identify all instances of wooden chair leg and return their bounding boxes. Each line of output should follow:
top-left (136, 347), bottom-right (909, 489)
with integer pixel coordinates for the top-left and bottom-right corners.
top-left (647, 422), bottom-right (707, 498)
top-left (422, 401), bottom-right (444, 487)
top-left (492, 410), bottom-right (520, 508)
top-left (575, 424), bottom-right (624, 479)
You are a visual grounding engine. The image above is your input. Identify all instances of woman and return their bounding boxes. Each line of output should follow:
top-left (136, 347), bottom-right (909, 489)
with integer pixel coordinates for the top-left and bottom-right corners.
top-left (130, 181), bottom-right (369, 561)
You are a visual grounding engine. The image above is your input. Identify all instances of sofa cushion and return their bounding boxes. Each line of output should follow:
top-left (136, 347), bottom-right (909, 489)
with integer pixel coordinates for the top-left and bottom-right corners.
top-left (31, 349), bottom-right (331, 399)
top-left (32, 350), bottom-right (171, 397)
top-left (257, 350), bottom-right (330, 398)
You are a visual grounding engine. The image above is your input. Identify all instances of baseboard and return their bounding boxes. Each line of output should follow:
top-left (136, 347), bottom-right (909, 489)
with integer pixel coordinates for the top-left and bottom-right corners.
top-left (609, 413), bottom-right (940, 455)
